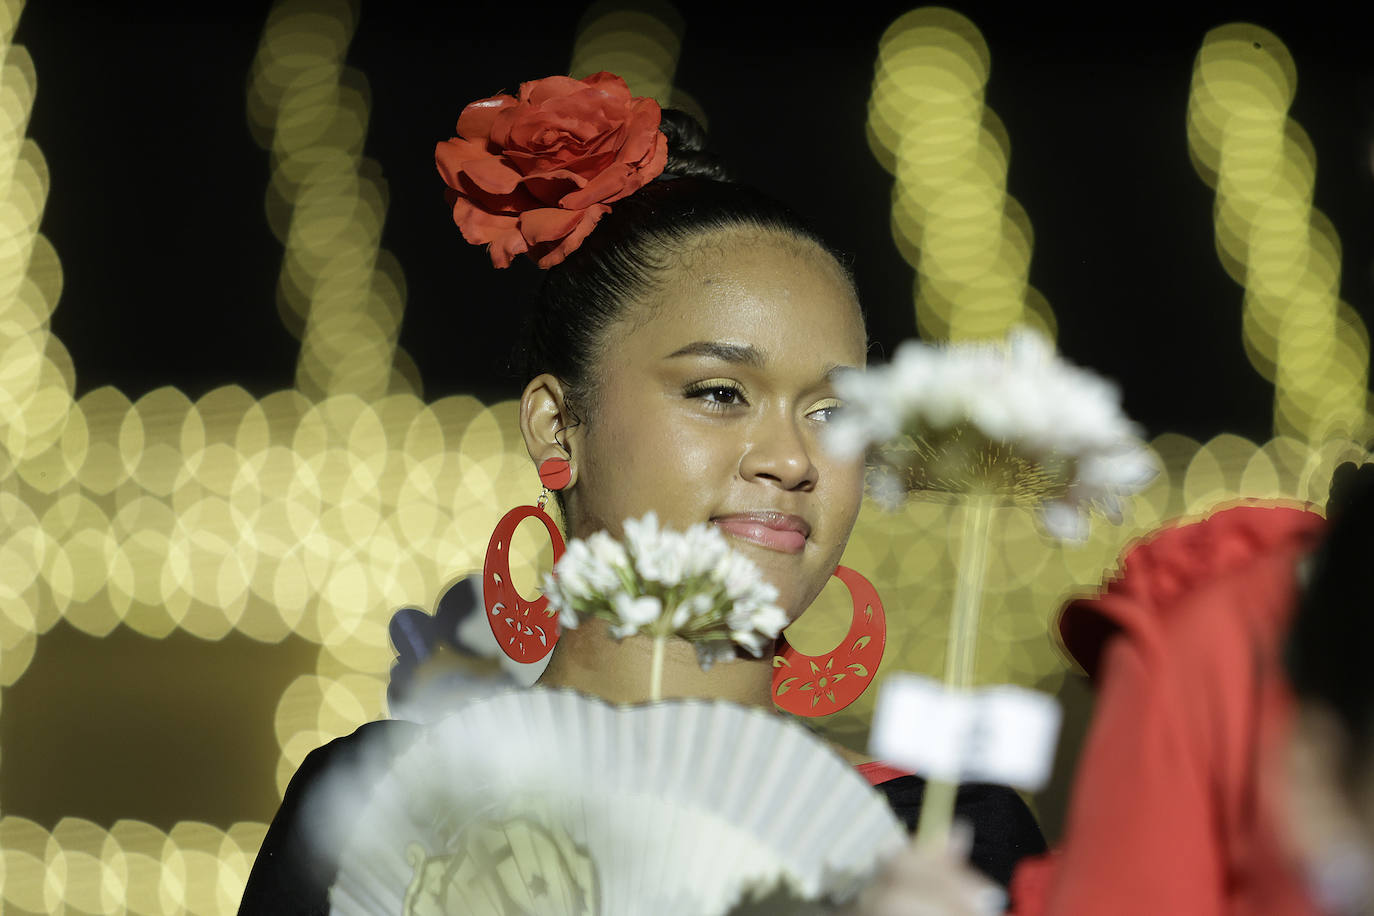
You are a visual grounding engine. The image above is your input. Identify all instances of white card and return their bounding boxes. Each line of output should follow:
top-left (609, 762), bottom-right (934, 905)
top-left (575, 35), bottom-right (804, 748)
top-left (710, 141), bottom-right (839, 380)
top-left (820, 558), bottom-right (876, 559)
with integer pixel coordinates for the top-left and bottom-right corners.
top-left (868, 673), bottom-right (1062, 791)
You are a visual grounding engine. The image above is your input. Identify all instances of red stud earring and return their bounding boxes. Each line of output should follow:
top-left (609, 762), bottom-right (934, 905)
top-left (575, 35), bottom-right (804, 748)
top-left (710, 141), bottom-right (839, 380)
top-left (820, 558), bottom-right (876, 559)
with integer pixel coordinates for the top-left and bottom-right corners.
top-left (483, 457), bottom-right (569, 662)
top-left (771, 565), bottom-right (887, 716)
top-left (538, 455), bottom-right (572, 490)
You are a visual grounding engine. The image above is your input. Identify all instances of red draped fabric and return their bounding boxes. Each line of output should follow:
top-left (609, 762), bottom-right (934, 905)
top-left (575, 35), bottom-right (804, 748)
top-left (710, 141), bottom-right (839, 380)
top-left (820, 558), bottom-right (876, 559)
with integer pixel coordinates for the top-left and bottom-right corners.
top-left (856, 761), bottom-right (916, 787)
top-left (1011, 504), bottom-right (1326, 916)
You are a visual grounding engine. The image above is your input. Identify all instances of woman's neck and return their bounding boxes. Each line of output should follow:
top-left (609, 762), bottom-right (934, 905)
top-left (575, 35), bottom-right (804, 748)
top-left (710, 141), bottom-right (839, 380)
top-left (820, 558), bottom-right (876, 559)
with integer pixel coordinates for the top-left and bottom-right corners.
top-left (535, 617), bottom-right (777, 708)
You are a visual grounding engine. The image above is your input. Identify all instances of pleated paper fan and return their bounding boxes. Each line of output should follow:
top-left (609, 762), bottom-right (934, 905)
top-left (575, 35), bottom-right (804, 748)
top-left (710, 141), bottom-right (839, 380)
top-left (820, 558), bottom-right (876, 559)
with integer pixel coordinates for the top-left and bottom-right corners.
top-left (330, 689), bottom-right (905, 915)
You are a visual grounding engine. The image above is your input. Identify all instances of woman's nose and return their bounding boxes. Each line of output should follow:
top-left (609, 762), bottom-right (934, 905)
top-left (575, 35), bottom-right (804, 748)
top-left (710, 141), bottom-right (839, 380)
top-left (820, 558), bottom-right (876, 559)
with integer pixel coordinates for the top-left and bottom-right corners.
top-left (739, 412), bottom-right (818, 491)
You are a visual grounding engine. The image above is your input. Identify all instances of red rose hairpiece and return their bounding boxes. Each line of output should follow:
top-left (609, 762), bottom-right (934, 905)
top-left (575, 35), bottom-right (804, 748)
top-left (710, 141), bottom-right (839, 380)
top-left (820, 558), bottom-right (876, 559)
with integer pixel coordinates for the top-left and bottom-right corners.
top-left (435, 72), bottom-right (669, 269)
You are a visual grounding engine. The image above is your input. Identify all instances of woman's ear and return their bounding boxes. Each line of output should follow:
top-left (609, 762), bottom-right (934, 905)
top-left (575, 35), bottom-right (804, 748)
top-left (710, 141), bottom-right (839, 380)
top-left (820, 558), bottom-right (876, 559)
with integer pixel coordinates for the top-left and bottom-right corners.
top-left (519, 373), bottom-right (580, 487)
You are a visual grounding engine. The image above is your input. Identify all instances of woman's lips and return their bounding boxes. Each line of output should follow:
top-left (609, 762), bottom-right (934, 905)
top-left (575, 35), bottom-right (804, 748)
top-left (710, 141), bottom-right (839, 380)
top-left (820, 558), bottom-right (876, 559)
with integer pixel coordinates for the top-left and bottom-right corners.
top-left (712, 513), bottom-right (809, 554)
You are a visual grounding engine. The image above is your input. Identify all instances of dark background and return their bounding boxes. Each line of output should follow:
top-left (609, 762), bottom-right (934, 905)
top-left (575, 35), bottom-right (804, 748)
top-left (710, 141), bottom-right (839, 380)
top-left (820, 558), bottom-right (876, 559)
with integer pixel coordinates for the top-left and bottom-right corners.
top-left (17, 1), bottom-right (1374, 442)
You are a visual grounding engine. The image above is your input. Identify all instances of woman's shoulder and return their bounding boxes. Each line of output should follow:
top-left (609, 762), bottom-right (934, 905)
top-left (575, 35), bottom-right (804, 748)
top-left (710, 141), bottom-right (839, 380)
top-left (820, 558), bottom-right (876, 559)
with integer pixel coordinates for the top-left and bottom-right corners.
top-left (298, 718), bottom-right (421, 777)
top-left (1059, 504), bottom-right (1324, 680)
top-left (276, 718), bottom-right (422, 832)
top-left (239, 719), bottom-right (421, 915)
top-left (872, 774), bottom-right (1047, 888)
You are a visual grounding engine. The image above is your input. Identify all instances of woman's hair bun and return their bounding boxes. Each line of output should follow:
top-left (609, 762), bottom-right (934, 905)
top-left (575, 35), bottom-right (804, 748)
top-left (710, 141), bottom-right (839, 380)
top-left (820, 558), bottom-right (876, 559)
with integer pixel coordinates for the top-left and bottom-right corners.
top-left (659, 108), bottom-right (731, 182)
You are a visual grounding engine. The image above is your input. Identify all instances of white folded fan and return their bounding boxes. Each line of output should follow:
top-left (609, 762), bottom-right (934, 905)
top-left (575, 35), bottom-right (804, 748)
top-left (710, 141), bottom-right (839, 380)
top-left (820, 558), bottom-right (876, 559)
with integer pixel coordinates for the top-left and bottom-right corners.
top-left (329, 689), bottom-right (906, 915)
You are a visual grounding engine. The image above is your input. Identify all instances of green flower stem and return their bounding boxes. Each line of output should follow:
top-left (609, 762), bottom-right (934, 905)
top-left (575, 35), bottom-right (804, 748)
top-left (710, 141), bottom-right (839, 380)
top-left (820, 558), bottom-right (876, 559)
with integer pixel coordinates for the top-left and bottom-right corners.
top-left (615, 566), bottom-right (640, 598)
top-left (650, 634), bottom-right (666, 703)
top-left (915, 494), bottom-right (995, 850)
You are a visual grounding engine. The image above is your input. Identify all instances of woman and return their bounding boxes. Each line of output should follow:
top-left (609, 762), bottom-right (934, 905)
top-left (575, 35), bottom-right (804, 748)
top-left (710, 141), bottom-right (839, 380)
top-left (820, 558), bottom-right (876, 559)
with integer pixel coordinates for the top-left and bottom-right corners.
top-left (239, 73), bottom-right (1043, 913)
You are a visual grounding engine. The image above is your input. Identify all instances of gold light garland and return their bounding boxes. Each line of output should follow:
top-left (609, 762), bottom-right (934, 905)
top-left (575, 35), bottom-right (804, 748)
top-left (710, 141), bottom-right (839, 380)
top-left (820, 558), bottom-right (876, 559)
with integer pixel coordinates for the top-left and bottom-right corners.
top-left (246, 0), bottom-right (417, 400)
top-left (0, 3), bottom-right (552, 909)
top-left (1187, 23), bottom-right (1372, 443)
top-left (569, 0), bottom-right (683, 107)
top-left (0, 816), bottom-right (264, 915)
top-left (827, 8), bottom-right (1370, 747)
top-left (867, 7), bottom-right (1055, 343)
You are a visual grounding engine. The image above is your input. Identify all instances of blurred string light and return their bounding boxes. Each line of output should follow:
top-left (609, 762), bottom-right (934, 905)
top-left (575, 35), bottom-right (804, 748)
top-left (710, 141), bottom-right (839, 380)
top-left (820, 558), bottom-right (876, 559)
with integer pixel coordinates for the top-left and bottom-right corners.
top-left (2, 0), bottom-right (76, 775)
top-left (0, 2), bottom-right (552, 907)
top-left (0, 7), bottom-right (74, 482)
top-left (568, 0), bottom-right (708, 128)
top-left (802, 8), bottom-right (1372, 734)
top-left (1, 390), bottom-right (554, 910)
top-left (0, 816), bottom-right (264, 915)
top-left (1188, 23), bottom-right (1372, 443)
top-left (245, 0), bottom-right (418, 400)
top-left (867, 7), bottom-right (1055, 342)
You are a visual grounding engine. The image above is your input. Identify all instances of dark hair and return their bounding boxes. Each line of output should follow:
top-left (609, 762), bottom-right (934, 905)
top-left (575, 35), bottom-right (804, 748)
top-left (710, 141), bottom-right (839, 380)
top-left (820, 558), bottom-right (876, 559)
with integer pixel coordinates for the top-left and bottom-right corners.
top-left (517, 109), bottom-right (858, 426)
top-left (1285, 460), bottom-right (1374, 762)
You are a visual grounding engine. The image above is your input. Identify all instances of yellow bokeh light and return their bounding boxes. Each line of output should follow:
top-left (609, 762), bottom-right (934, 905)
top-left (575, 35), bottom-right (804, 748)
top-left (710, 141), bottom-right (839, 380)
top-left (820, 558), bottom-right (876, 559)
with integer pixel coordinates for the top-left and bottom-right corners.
top-left (247, 0), bottom-right (413, 402)
top-left (870, 7), bottom-right (1052, 343)
top-left (569, 2), bottom-right (684, 106)
top-left (1188, 23), bottom-right (1371, 443)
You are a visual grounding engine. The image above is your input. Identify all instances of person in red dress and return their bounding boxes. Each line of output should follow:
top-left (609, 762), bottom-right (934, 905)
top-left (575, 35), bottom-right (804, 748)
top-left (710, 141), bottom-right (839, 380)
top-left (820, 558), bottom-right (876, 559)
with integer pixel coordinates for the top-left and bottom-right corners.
top-left (1008, 501), bottom-right (1327, 915)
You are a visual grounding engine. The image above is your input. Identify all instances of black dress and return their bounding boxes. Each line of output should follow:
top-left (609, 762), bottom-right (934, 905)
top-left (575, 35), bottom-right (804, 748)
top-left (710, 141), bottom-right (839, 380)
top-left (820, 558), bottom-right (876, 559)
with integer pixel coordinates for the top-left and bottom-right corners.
top-left (238, 720), bottom-right (1045, 914)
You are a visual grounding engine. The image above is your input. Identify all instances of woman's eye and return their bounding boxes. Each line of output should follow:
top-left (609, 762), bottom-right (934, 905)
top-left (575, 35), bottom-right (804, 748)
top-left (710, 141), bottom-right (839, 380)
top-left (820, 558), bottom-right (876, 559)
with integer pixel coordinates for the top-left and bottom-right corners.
top-left (807, 399), bottom-right (845, 422)
top-left (685, 380), bottom-right (747, 408)
top-left (705, 386), bottom-right (741, 404)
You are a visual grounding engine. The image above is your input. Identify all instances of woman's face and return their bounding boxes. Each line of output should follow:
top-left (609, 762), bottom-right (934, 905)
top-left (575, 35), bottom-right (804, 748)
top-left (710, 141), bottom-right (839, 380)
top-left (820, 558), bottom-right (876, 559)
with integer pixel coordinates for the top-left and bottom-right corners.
top-left (558, 229), bottom-right (868, 618)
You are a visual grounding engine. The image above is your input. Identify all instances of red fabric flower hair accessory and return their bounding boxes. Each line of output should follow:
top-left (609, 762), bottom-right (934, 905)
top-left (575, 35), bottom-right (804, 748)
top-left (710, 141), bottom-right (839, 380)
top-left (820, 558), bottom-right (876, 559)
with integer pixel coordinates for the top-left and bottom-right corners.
top-left (435, 72), bottom-right (669, 269)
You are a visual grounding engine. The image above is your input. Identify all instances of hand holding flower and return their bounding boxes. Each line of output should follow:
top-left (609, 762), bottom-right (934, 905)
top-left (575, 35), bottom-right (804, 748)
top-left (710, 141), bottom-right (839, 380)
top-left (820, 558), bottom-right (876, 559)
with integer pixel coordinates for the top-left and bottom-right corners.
top-left (844, 825), bottom-right (1005, 916)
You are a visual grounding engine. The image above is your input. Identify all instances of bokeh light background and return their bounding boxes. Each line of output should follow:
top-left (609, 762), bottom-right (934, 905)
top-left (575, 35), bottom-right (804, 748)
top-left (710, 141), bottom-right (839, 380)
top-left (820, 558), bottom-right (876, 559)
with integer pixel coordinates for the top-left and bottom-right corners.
top-left (3, 0), bottom-right (1373, 911)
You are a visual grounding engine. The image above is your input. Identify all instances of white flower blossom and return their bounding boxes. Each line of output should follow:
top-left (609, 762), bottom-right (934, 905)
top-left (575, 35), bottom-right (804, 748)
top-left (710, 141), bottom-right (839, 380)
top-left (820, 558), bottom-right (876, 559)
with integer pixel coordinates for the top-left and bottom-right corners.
top-left (672, 592), bottom-right (714, 629)
top-left (681, 523), bottom-right (729, 578)
top-left (1039, 499), bottom-right (1090, 542)
top-left (586, 530), bottom-right (628, 571)
top-left (557, 603), bottom-right (580, 630)
top-left (726, 598), bottom-right (781, 643)
top-left (650, 545), bottom-right (686, 587)
top-left (541, 514), bottom-right (789, 669)
top-left (826, 326), bottom-right (1156, 541)
top-left (622, 512), bottom-right (662, 560)
top-left (712, 550), bottom-right (765, 602)
top-left (548, 558), bottom-right (590, 605)
top-left (610, 594), bottom-right (662, 637)
top-left (542, 552), bottom-right (586, 631)
top-left (694, 639), bottom-right (741, 670)
top-left (729, 628), bottom-right (772, 658)
top-left (866, 465), bottom-right (906, 511)
top-left (748, 603), bottom-right (789, 638)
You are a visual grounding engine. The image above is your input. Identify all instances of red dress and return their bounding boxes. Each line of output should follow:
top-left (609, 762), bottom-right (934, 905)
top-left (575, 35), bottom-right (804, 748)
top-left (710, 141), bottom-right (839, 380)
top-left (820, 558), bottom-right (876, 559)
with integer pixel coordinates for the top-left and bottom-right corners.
top-left (1010, 504), bottom-right (1326, 916)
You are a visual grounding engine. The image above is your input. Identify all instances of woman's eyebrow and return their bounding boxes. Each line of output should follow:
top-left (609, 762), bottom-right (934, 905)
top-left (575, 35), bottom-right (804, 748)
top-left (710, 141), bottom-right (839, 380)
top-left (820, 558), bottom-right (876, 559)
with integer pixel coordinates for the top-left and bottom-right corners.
top-left (665, 341), bottom-right (766, 367)
top-left (825, 364), bottom-right (861, 381)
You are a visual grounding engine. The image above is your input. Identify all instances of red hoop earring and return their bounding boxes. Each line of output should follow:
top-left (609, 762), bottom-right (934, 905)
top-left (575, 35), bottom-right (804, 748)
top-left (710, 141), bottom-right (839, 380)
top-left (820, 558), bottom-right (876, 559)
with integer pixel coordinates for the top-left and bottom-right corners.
top-left (483, 458), bottom-right (569, 663)
top-left (772, 565), bottom-right (887, 716)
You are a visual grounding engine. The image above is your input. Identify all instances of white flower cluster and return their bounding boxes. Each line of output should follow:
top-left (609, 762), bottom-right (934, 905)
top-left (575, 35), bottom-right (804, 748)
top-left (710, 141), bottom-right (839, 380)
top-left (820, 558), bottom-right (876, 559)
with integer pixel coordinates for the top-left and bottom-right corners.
top-left (542, 512), bottom-right (789, 668)
top-left (826, 327), bottom-right (1156, 540)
